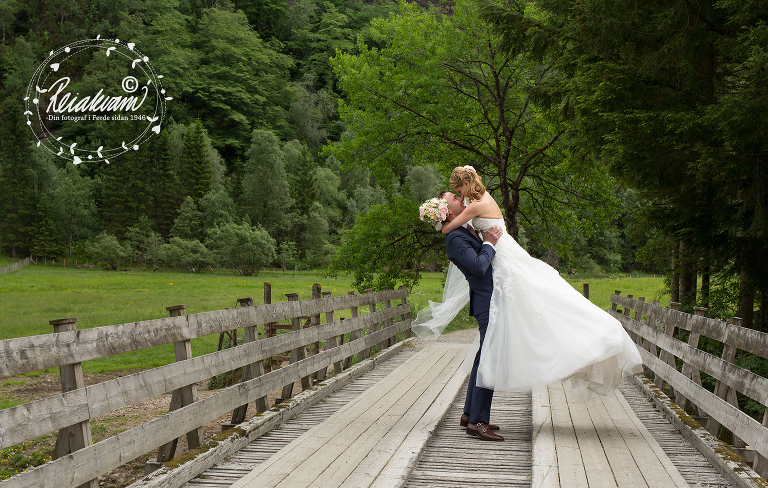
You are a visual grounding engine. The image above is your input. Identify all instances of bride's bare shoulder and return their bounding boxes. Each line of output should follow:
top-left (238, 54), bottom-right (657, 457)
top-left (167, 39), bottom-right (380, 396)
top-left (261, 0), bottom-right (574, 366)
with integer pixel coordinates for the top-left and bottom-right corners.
top-left (477, 192), bottom-right (503, 218)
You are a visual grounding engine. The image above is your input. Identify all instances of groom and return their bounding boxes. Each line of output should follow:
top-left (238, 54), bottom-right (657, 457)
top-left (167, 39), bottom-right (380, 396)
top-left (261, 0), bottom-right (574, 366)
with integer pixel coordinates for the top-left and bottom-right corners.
top-left (438, 190), bottom-right (504, 441)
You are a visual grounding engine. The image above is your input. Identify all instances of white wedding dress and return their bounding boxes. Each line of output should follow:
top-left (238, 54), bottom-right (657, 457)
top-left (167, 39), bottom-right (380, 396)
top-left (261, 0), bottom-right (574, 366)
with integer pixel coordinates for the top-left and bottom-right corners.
top-left (413, 217), bottom-right (643, 399)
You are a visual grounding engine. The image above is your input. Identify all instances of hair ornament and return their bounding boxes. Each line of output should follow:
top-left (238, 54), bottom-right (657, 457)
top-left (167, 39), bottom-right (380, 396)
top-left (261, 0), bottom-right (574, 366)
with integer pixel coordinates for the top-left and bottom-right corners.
top-left (463, 165), bottom-right (476, 173)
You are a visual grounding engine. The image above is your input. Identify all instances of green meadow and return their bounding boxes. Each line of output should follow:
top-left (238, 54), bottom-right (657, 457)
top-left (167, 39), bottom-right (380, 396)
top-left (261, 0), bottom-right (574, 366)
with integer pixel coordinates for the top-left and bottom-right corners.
top-left (0, 264), bottom-right (668, 374)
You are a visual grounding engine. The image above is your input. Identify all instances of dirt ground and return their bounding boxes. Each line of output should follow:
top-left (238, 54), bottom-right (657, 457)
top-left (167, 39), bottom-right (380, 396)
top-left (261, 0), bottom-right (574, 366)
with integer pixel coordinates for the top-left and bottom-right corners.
top-left (1, 330), bottom-right (479, 487)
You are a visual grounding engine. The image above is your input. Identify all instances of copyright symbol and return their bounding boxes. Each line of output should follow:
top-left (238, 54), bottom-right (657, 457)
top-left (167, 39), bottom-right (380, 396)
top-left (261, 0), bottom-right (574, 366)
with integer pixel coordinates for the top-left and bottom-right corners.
top-left (122, 76), bottom-right (139, 93)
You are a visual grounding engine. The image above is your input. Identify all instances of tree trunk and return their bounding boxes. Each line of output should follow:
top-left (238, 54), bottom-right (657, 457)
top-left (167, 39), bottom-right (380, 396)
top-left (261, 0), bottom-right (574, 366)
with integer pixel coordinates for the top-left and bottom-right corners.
top-left (68, 217), bottom-right (73, 256)
top-left (678, 240), bottom-right (697, 310)
top-left (701, 264), bottom-right (710, 310)
top-left (739, 266), bottom-right (755, 329)
top-left (670, 243), bottom-right (679, 303)
top-left (500, 181), bottom-right (520, 240)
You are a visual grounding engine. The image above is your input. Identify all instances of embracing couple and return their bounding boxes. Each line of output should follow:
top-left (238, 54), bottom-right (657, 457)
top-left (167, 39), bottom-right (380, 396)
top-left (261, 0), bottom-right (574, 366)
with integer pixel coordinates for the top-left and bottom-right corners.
top-left (414, 166), bottom-right (643, 441)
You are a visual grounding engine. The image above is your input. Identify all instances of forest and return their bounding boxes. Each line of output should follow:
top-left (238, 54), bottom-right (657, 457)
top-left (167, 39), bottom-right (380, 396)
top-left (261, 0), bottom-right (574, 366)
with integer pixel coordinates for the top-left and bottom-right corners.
top-left (0, 0), bottom-right (767, 330)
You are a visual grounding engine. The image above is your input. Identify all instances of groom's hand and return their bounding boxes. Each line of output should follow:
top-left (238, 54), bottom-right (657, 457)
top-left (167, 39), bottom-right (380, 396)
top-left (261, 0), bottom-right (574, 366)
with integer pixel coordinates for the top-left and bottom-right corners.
top-left (484, 226), bottom-right (502, 246)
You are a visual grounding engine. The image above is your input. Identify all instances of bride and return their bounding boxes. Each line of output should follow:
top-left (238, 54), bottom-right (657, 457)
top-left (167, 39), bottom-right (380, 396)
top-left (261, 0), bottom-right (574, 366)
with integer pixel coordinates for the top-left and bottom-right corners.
top-left (413, 166), bottom-right (642, 398)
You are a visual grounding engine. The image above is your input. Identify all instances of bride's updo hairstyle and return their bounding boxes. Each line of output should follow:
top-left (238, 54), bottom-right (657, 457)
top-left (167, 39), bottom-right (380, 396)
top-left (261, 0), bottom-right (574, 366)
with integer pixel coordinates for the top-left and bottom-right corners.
top-left (450, 166), bottom-right (485, 203)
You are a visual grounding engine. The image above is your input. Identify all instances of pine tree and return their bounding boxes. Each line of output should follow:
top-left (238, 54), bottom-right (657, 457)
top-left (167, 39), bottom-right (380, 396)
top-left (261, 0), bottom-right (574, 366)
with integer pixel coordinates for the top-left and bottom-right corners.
top-left (0, 99), bottom-right (35, 258)
top-left (183, 118), bottom-right (212, 202)
top-left (30, 194), bottom-right (59, 259)
top-left (240, 130), bottom-right (293, 235)
top-left (150, 130), bottom-right (178, 237)
top-left (288, 144), bottom-right (317, 216)
top-left (100, 152), bottom-right (135, 238)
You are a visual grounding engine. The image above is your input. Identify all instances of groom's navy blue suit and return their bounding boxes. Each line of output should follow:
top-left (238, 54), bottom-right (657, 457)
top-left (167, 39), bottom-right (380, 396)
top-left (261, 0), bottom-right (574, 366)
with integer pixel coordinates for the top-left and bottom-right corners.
top-left (445, 225), bottom-right (495, 425)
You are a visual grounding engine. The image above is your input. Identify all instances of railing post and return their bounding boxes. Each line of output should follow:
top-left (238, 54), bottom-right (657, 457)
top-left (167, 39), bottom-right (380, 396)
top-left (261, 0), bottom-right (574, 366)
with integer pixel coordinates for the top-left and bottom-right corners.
top-left (632, 297), bottom-right (645, 346)
top-left (688, 307), bottom-right (706, 417)
top-left (367, 288), bottom-right (380, 356)
top-left (50, 317), bottom-right (98, 488)
top-left (659, 302), bottom-right (681, 401)
top-left (382, 287), bottom-right (394, 349)
top-left (654, 300), bottom-right (676, 391)
top-left (148, 305), bottom-right (202, 473)
top-left (582, 283), bottom-right (589, 300)
top-left (643, 299), bottom-right (660, 371)
top-left (224, 297), bottom-right (268, 431)
top-left (264, 282), bottom-right (276, 372)
top-left (611, 290), bottom-right (621, 313)
top-left (400, 286), bottom-right (412, 339)
top-left (755, 404), bottom-right (768, 478)
top-left (675, 306), bottom-right (706, 415)
top-left (623, 294), bottom-right (637, 343)
top-left (346, 291), bottom-right (363, 366)
top-left (706, 317), bottom-right (739, 438)
top-left (282, 293), bottom-right (311, 400)
top-left (317, 291), bottom-right (342, 379)
top-left (311, 283), bottom-right (322, 370)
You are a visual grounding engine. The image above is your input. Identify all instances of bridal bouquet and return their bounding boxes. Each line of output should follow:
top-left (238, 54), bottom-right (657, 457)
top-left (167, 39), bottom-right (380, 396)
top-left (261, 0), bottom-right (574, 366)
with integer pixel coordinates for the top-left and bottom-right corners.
top-left (419, 198), bottom-right (449, 231)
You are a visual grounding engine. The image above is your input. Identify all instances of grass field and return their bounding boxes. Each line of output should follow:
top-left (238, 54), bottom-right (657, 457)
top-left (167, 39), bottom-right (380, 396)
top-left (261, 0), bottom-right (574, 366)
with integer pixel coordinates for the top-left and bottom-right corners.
top-left (0, 263), bottom-right (668, 374)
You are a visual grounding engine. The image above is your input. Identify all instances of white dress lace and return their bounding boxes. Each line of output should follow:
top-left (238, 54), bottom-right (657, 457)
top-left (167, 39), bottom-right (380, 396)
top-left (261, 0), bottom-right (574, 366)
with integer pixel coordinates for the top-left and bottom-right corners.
top-left (413, 217), bottom-right (642, 399)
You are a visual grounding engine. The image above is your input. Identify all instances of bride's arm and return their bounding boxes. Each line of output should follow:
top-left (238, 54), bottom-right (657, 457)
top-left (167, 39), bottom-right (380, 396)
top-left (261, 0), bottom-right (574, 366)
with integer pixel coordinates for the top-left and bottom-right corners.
top-left (441, 202), bottom-right (482, 234)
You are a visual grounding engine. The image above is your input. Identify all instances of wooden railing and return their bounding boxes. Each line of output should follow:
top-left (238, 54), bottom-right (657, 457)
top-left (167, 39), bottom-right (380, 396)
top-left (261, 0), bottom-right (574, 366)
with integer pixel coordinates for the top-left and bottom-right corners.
top-left (610, 292), bottom-right (768, 480)
top-left (0, 285), bottom-right (411, 488)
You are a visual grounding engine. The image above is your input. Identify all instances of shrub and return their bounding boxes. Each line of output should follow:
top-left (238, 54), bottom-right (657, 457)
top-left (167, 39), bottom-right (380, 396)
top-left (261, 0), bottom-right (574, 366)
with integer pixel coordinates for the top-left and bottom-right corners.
top-left (86, 232), bottom-right (127, 270)
top-left (206, 222), bottom-right (276, 276)
top-left (164, 237), bottom-right (214, 272)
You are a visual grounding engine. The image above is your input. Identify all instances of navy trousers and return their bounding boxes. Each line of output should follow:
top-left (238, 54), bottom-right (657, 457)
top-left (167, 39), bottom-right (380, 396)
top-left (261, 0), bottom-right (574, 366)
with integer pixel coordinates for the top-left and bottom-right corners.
top-left (464, 310), bottom-right (494, 424)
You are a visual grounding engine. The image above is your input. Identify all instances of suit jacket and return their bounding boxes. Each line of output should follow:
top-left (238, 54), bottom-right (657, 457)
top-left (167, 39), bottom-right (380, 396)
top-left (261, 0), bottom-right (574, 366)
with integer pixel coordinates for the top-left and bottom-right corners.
top-left (445, 225), bottom-right (495, 317)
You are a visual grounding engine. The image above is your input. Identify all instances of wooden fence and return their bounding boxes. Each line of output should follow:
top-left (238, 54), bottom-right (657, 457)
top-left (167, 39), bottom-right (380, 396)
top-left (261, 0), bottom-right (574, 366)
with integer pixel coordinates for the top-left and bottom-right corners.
top-left (0, 284), bottom-right (411, 488)
top-left (0, 257), bottom-right (31, 275)
top-left (610, 292), bottom-right (768, 480)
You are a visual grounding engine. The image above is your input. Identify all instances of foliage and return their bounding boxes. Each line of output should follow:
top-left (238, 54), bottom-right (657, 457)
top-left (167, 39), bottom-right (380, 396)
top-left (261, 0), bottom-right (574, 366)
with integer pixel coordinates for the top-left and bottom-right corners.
top-left (198, 189), bottom-right (237, 231)
top-left (164, 237), bottom-right (214, 272)
top-left (289, 74), bottom-right (337, 152)
top-left (326, 196), bottom-right (444, 292)
top-left (314, 165), bottom-right (347, 230)
top-left (206, 222), bottom-right (277, 276)
top-left (86, 231), bottom-right (128, 270)
top-left (183, 118), bottom-right (213, 201)
top-left (0, 0), bottom-right (678, 281)
top-left (479, 0), bottom-right (768, 316)
top-left (171, 196), bottom-right (202, 241)
top-left (286, 140), bottom-right (318, 216)
top-left (0, 100), bottom-right (34, 258)
top-left (29, 195), bottom-right (59, 259)
top-left (328, 0), bottom-right (616, 247)
top-left (142, 5), bottom-right (294, 163)
top-left (239, 130), bottom-right (294, 236)
top-left (404, 165), bottom-right (442, 204)
top-left (52, 163), bottom-right (96, 256)
top-left (125, 216), bottom-right (165, 271)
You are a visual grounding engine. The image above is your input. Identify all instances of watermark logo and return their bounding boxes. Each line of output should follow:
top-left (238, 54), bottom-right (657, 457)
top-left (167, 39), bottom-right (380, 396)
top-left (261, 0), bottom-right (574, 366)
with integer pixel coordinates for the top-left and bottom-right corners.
top-left (24, 36), bottom-right (170, 164)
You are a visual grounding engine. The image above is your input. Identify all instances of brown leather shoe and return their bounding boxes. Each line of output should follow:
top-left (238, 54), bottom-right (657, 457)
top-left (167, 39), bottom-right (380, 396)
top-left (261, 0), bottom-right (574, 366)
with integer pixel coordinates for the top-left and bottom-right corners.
top-left (466, 422), bottom-right (504, 441)
top-left (460, 413), bottom-right (499, 430)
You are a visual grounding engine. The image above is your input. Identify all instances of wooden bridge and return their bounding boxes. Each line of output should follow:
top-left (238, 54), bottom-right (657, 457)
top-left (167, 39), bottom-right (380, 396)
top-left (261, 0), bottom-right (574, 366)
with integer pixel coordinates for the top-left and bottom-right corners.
top-left (1, 284), bottom-right (767, 488)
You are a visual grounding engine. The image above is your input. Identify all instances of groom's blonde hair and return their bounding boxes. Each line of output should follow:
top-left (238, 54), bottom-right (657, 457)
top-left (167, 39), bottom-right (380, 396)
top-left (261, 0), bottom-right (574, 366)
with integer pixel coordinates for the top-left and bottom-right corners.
top-left (450, 166), bottom-right (485, 203)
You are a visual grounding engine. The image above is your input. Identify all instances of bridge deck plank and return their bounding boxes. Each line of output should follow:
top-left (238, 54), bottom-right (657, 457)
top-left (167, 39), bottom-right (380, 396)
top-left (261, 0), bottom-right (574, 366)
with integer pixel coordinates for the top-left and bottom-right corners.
top-left (229, 343), bottom-right (470, 488)
top-left (536, 380), bottom-right (692, 488)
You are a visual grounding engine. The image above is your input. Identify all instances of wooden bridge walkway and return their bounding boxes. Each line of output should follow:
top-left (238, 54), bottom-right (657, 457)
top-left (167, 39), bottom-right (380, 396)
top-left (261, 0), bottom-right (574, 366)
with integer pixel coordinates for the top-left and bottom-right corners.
top-left (4, 288), bottom-right (764, 488)
top-left (178, 338), bottom-right (736, 488)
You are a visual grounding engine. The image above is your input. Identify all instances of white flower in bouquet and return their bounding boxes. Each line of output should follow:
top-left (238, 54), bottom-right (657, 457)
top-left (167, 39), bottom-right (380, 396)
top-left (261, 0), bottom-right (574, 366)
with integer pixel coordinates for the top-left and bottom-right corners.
top-left (419, 198), bottom-right (449, 231)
